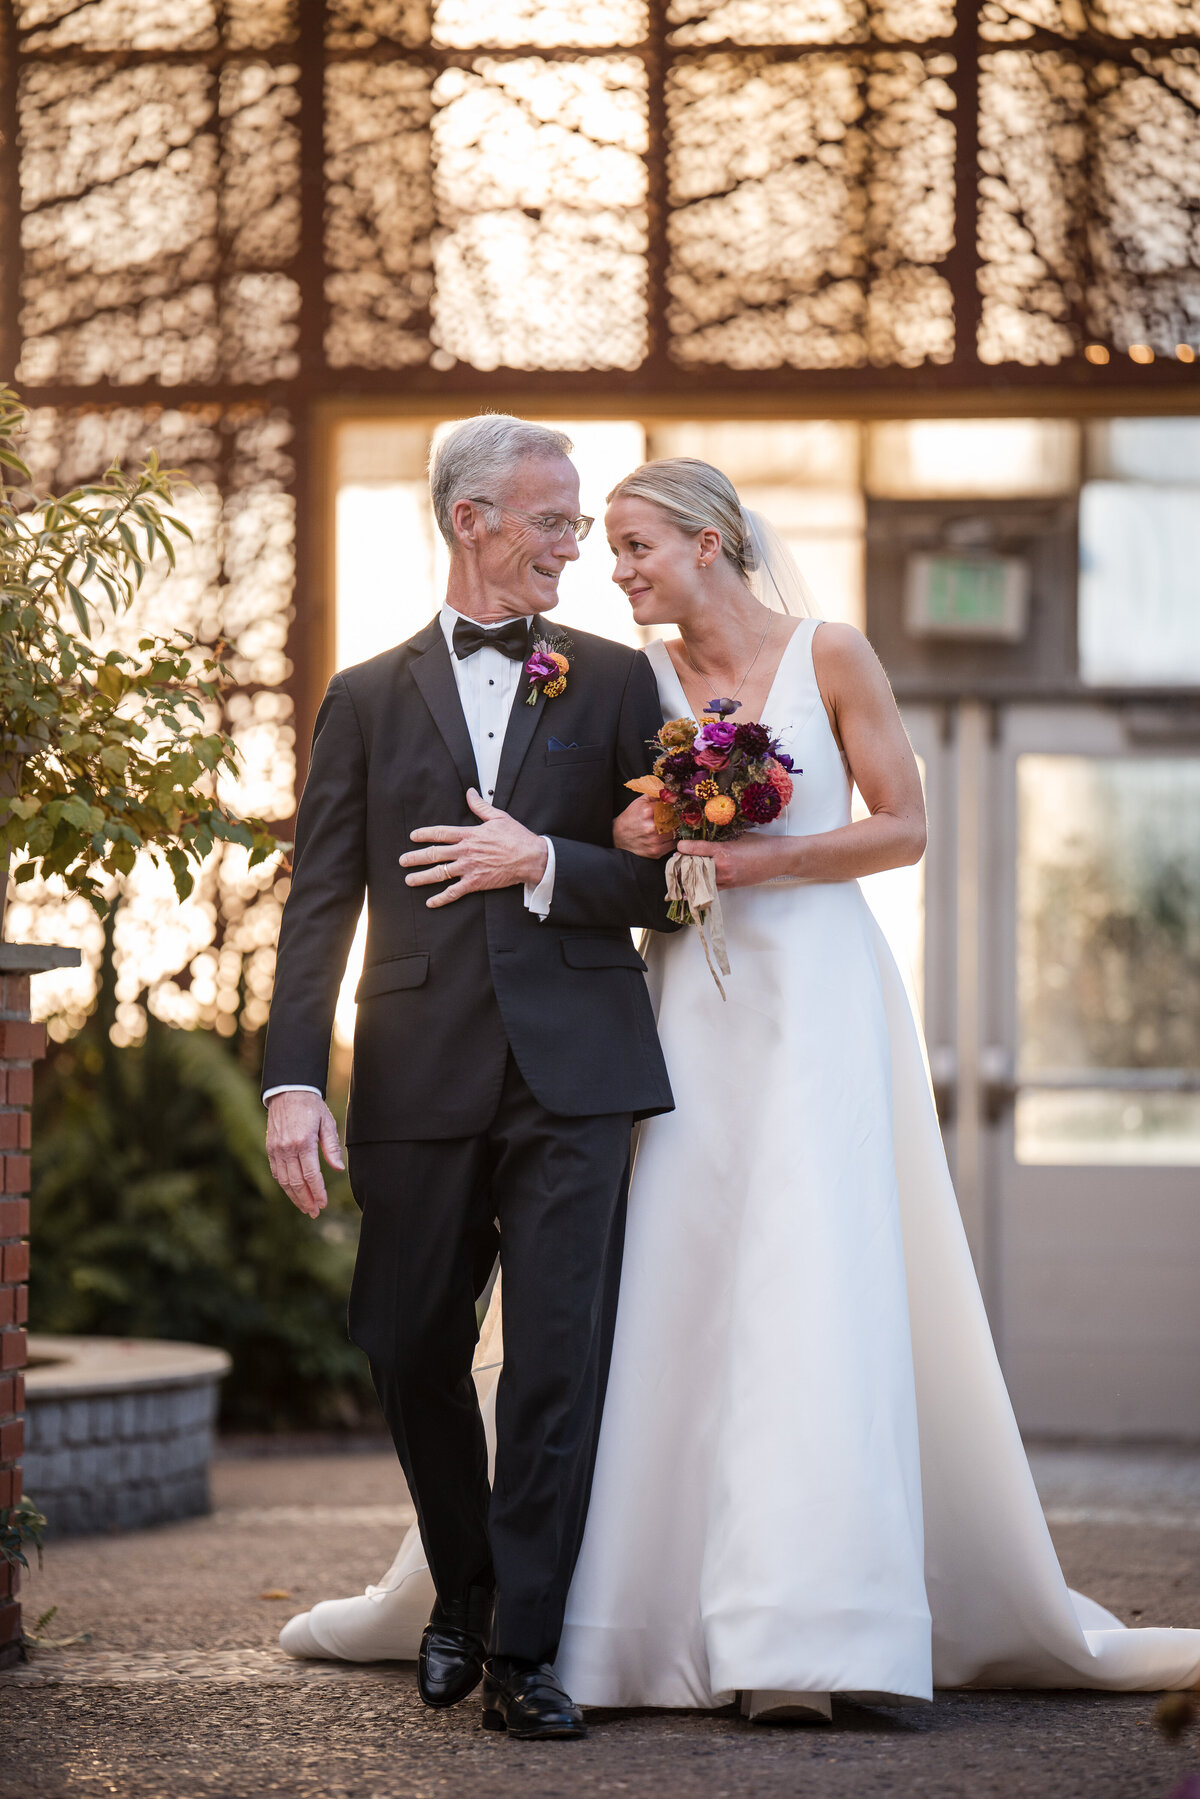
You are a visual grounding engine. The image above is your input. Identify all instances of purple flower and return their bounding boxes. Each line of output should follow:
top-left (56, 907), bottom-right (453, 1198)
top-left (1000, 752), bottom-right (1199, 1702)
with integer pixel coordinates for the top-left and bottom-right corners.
top-left (525, 649), bottom-right (558, 683)
top-left (661, 749), bottom-right (700, 781)
top-left (705, 696), bottom-right (742, 718)
top-left (734, 722), bottom-right (771, 756)
top-left (739, 781), bottom-right (782, 825)
top-left (773, 749), bottom-right (794, 771)
top-left (696, 720), bottom-right (738, 752)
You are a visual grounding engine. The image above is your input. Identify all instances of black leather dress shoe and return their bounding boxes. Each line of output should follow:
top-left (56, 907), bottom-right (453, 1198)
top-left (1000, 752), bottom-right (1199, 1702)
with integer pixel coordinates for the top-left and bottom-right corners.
top-left (481, 1657), bottom-right (586, 1739)
top-left (417, 1587), bottom-right (494, 1708)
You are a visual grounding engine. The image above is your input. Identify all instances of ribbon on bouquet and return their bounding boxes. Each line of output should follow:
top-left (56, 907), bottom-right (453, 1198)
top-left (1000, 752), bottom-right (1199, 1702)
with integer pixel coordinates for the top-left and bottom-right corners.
top-left (665, 850), bottom-right (731, 1000)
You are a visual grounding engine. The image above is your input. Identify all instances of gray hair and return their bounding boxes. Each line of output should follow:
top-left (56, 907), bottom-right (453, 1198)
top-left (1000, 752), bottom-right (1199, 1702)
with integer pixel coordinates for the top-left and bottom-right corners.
top-left (606, 457), bottom-right (751, 579)
top-left (429, 414), bottom-right (575, 547)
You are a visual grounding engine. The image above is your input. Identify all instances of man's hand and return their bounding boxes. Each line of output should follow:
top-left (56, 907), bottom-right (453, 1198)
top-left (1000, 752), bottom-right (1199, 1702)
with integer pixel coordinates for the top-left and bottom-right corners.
top-left (614, 795), bottom-right (675, 860)
top-left (266, 1091), bottom-right (345, 1218)
top-left (400, 788), bottom-right (548, 909)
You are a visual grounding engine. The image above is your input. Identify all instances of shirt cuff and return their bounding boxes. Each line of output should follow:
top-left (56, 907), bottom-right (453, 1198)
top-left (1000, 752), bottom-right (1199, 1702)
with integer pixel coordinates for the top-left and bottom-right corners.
top-left (263, 1084), bottom-right (323, 1105)
top-left (523, 836), bottom-right (556, 920)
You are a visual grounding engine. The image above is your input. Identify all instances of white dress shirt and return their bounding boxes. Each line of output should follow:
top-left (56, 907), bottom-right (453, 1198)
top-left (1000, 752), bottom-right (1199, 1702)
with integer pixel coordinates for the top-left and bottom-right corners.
top-left (263, 603), bottom-right (555, 1103)
top-left (436, 601), bottom-right (556, 917)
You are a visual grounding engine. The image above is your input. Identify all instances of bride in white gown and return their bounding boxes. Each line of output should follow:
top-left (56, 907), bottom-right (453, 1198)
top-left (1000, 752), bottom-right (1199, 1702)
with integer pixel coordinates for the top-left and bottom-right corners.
top-left (281, 457), bottom-right (1200, 1716)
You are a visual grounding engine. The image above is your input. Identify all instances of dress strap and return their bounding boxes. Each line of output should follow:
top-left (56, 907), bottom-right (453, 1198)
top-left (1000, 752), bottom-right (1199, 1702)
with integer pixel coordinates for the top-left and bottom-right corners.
top-left (785, 615), bottom-right (823, 705)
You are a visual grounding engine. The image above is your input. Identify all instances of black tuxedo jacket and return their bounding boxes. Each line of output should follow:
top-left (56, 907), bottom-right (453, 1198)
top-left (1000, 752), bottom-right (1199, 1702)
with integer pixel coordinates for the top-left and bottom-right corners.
top-left (262, 615), bottom-right (678, 1141)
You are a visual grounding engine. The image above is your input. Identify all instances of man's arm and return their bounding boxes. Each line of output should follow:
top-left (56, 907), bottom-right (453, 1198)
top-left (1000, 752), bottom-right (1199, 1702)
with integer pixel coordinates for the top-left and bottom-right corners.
top-left (399, 652), bottom-right (678, 932)
top-left (262, 675), bottom-right (367, 1215)
top-left (546, 652), bottom-right (679, 934)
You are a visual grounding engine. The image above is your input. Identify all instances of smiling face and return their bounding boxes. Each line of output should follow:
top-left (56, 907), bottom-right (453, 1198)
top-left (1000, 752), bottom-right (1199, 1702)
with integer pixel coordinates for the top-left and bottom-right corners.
top-left (463, 452), bottom-right (582, 619)
top-left (607, 494), bottom-right (710, 628)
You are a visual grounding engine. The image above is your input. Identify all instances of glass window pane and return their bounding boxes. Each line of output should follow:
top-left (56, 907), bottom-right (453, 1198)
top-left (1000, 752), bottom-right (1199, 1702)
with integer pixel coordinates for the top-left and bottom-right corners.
top-left (736, 484), bottom-right (864, 628)
top-left (1078, 482), bottom-right (1200, 686)
top-left (865, 418), bottom-right (1079, 497)
top-left (1017, 754), bottom-right (1200, 1164)
top-left (1016, 1090), bottom-right (1200, 1165)
top-left (1085, 418), bottom-right (1200, 484)
top-left (646, 424), bottom-right (865, 626)
top-left (336, 481), bottom-right (438, 670)
top-left (1018, 755), bottom-right (1200, 1076)
top-left (540, 421), bottom-right (648, 646)
top-left (648, 419), bottom-right (861, 484)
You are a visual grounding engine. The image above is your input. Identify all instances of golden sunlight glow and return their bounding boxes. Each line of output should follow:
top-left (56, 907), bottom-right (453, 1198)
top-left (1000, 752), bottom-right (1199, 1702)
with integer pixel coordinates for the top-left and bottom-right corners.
top-left (865, 419), bottom-right (1079, 499)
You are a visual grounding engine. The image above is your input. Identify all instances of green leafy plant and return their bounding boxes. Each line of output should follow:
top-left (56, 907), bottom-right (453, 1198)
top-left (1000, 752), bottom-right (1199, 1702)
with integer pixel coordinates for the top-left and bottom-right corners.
top-left (24, 1606), bottom-right (93, 1652)
top-left (31, 915), bottom-right (377, 1433)
top-left (0, 384), bottom-right (277, 932)
top-left (1, 1495), bottom-right (47, 1573)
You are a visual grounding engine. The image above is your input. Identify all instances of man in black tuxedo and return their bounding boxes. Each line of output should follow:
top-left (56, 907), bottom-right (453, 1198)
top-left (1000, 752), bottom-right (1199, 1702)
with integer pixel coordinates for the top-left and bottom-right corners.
top-left (263, 416), bottom-right (675, 1740)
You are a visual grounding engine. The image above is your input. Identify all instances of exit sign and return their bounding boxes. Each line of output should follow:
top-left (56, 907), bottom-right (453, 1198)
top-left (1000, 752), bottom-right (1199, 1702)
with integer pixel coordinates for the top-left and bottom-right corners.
top-left (905, 553), bottom-right (1030, 640)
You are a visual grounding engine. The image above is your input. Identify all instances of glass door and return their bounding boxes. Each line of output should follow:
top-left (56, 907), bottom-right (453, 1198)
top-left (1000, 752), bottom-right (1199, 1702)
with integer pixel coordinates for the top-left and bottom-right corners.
top-left (988, 706), bottom-right (1200, 1436)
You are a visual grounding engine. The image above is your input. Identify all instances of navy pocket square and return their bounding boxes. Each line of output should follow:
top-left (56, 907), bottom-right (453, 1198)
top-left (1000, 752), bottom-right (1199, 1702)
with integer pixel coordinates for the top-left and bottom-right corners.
top-left (547, 737), bottom-right (580, 752)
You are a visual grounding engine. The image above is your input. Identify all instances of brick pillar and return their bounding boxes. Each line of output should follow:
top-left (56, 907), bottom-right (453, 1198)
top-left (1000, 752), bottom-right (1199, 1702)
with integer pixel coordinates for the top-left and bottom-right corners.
top-left (0, 943), bottom-right (80, 1666)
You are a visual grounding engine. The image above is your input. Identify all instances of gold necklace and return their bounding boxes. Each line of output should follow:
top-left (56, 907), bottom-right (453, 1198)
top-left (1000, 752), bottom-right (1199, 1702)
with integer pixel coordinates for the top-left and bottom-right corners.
top-left (681, 609), bottom-right (773, 701)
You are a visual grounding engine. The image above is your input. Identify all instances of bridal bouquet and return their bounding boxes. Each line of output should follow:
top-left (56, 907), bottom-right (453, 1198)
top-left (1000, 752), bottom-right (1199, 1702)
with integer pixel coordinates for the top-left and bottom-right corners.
top-left (626, 702), bottom-right (796, 995)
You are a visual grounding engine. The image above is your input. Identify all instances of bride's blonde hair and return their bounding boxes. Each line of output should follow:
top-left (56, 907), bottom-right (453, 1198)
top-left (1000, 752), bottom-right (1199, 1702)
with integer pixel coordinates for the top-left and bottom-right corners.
top-left (607, 458), bottom-right (752, 581)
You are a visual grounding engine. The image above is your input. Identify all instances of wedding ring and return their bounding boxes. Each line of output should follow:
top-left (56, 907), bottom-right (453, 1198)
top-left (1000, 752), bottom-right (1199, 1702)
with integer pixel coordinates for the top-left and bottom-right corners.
top-left (439, 862), bottom-right (452, 882)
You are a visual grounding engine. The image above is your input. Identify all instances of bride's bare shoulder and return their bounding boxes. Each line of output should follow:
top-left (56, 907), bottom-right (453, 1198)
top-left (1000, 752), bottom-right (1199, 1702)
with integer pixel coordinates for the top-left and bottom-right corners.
top-left (811, 620), bottom-right (879, 670)
top-left (811, 621), bottom-right (892, 709)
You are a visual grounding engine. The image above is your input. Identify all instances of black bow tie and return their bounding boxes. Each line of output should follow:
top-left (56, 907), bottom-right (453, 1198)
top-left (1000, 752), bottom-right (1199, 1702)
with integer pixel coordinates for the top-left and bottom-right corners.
top-left (452, 616), bottom-right (530, 662)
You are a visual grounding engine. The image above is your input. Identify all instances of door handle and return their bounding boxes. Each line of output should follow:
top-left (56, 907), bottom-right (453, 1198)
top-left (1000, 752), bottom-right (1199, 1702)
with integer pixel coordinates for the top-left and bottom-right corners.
top-left (981, 1045), bottom-right (1016, 1123)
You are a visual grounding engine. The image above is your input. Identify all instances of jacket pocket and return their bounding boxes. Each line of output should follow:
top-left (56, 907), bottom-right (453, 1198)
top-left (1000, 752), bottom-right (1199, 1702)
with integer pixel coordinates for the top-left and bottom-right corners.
top-left (355, 954), bottom-right (430, 1001)
top-left (560, 936), bottom-right (648, 973)
top-left (544, 744), bottom-right (606, 766)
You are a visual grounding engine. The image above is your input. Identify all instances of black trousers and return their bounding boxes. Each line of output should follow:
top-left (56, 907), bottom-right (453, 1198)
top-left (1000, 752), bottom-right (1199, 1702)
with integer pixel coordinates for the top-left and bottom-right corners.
top-left (347, 1054), bottom-right (632, 1665)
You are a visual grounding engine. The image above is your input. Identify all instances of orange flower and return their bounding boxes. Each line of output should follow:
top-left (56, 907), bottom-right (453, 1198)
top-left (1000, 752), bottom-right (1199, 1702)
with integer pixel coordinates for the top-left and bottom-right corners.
top-left (660, 717), bottom-right (697, 748)
top-left (704, 794), bottom-right (737, 827)
top-left (548, 651), bottom-right (569, 674)
top-left (767, 763), bottom-right (794, 805)
top-left (543, 675), bottom-right (567, 698)
top-left (653, 800), bottom-right (680, 835)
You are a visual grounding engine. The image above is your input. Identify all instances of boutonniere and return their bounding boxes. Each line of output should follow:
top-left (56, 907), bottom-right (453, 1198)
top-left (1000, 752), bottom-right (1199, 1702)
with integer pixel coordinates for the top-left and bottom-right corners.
top-left (524, 630), bottom-right (573, 706)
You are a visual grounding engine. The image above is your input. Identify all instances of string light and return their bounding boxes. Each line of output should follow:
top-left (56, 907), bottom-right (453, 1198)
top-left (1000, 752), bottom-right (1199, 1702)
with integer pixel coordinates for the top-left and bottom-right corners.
top-left (1084, 344), bottom-right (1109, 364)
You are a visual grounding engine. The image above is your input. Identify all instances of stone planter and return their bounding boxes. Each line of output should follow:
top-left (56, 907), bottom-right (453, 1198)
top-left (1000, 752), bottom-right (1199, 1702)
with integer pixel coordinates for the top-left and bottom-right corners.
top-left (22, 1336), bottom-right (231, 1537)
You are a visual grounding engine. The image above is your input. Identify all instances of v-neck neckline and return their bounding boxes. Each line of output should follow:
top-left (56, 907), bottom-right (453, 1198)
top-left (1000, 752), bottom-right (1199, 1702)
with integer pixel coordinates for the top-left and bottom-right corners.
top-left (651, 620), bottom-right (808, 726)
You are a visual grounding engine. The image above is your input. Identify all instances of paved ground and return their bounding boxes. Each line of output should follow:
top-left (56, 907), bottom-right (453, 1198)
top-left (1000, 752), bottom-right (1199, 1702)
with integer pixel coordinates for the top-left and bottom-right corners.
top-left (2, 1443), bottom-right (1199, 1799)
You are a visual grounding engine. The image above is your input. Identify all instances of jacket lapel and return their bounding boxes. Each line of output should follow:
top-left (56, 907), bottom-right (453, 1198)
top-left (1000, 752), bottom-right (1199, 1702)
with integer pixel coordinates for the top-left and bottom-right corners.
top-left (491, 671), bottom-right (546, 813)
top-left (408, 619), bottom-right (480, 797)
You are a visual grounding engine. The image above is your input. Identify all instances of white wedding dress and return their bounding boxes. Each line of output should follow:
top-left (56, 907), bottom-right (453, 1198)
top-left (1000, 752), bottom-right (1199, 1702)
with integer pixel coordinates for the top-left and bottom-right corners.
top-left (281, 620), bottom-right (1200, 1705)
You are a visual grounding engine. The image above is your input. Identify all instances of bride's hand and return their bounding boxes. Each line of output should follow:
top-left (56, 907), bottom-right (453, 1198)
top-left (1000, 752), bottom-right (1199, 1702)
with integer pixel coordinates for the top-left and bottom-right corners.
top-left (676, 836), bottom-right (780, 889)
top-left (614, 795), bottom-right (675, 859)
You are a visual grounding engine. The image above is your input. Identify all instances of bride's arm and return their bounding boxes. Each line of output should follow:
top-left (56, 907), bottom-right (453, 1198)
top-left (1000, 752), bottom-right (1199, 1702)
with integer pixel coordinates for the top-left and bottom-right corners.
top-left (679, 624), bottom-right (926, 890)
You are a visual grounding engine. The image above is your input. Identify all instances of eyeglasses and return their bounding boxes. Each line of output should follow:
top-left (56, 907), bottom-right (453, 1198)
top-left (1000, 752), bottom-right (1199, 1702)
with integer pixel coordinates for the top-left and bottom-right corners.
top-left (470, 500), bottom-right (593, 542)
